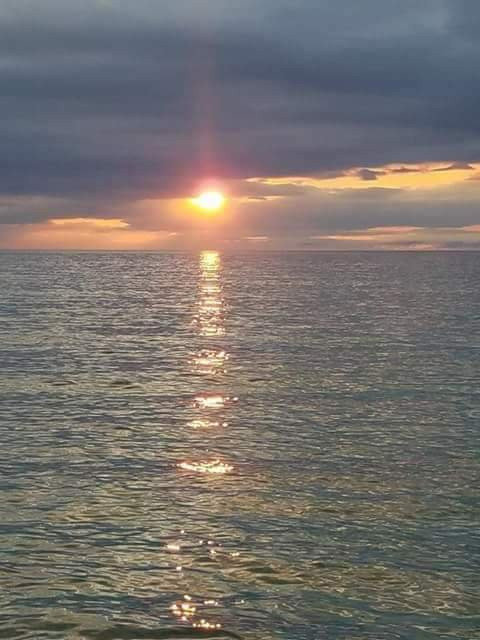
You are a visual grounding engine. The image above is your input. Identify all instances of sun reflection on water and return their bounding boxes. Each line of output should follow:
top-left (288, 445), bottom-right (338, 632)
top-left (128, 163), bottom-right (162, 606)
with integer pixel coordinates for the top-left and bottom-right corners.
top-left (195, 393), bottom-right (238, 409)
top-left (202, 283), bottom-right (221, 294)
top-left (174, 250), bottom-right (237, 630)
top-left (193, 349), bottom-right (229, 375)
top-left (187, 419), bottom-right (229, 429)
top-left (193, 620), bottom-right (222, 630)
top-left (178, 459), bottom-right (234, 474)
top-left (170, 595), bottom-right (222, 630)
top-left (194, 251), bottom-right (226, 338)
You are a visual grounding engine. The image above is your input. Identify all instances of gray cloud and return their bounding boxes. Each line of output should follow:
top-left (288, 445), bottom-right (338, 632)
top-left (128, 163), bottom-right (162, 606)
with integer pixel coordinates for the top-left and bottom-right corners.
top-left (356, 169), bottom-right (384, 181)
top-left (1, 0), bottom-right (480, 241)
top-left (433, 163), bottom-right (475, 171)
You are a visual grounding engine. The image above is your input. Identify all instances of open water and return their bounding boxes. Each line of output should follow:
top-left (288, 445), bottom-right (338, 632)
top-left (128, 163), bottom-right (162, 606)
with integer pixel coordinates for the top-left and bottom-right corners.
top-left (0, 251), bottom-right (479, 639)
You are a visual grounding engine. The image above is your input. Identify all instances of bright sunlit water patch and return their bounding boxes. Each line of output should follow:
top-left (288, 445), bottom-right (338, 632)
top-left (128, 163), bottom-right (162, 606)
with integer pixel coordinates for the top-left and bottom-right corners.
top-left (0, 251), bottom-right (479, 640)
top-left (187, 419), bottom-right (228, 429)
top-left (170, 597), bottom-right (222, 631)
top-left (202, 283), bottom-right (221, 294)
top-left (200, 250), bottom-right (221, 268)
top-left (194, 394), bottom-right (234, 409)
top-left (178, 460), bottom-right (234, 474)
top-left (193, 252), bottom-right (226, 338)
top-left (192, 619), bottom-right (223, 630)
top-left (192, 349), bottom-right (229, 375)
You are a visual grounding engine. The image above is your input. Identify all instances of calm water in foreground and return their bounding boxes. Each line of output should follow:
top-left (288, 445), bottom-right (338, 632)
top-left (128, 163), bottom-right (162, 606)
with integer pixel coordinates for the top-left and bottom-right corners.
top-left (0, 251), bottom-right (479, 640)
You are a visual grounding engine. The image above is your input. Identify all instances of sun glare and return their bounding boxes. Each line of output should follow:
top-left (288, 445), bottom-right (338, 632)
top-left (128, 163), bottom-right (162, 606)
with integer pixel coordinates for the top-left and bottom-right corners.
top-left (193, 191), bottom-right (225, 212)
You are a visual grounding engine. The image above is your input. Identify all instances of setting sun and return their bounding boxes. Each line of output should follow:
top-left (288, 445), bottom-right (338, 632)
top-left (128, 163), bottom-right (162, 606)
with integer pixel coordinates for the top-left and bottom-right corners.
top-left (193, 191), bottom-right (225, 212)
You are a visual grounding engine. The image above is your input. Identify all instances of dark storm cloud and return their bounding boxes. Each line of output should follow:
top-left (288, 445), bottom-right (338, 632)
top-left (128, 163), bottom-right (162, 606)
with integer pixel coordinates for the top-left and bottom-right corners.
top-left (1, 0), bottom-right (480, 234)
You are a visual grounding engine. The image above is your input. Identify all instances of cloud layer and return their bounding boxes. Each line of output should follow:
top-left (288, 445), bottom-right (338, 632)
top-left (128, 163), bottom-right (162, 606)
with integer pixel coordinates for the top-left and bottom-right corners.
top-left (1, 0), bottom-right (480, 248)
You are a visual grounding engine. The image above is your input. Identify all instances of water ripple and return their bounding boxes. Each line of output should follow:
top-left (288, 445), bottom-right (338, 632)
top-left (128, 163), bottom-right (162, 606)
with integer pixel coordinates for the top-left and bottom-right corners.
top-left (0, 251), bottom-right (479, 639)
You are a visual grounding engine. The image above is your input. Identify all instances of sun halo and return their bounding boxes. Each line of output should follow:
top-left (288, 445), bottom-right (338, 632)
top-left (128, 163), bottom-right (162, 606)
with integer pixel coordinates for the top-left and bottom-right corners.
top-left (192, 190), bottom-right (225, 212)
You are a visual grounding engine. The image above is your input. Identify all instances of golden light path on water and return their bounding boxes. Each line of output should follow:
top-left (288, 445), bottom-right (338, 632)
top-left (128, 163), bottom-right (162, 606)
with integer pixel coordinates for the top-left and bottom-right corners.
top-left (173, 250), bottom-right (235, 631)
top-left (2, 253), bottom-right (476, 639)
top-left (194, 394), bottom-right (238, 409)
top-left (178, 460), bottom-right (234, 474)
top-left (187, 419), bottom-right (229, 429)
top-left (192, 251), bottom-right (226, 338)
top-left (192, 348), bottom-right (229, 375)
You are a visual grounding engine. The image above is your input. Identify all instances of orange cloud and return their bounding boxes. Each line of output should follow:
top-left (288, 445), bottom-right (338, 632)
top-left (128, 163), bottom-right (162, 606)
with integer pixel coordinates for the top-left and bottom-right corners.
top-left (309, 223), bottom-right (480, 250)
top-left (49, 217), bottom-right (129, 230)
top-left (248, 162), bottom-right (480, 195)
top-left (461, 225), bottom-right (480, 233)
top-left (366, 226), bottom-right (422, 234)
top-left (313, 234), bottom-right (383, 242)
top-left (5, 218), bottom-right (177, 250)
top-left (312, 226), bottom-right (424, 243)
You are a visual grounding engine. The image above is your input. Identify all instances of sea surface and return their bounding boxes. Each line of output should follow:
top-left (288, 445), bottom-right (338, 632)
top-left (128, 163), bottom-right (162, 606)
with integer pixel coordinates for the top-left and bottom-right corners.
top-left (0, 251), bottom-right (479, 640)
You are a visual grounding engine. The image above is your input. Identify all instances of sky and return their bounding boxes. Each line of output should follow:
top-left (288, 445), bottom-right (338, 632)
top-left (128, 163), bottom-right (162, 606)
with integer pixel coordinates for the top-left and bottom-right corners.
top-left (1, 0), bottom-right (480, 250)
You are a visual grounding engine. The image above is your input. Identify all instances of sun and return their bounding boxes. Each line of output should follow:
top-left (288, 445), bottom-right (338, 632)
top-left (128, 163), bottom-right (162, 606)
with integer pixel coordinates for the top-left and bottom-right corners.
top-left (193, 190), bottom-right (225, 212)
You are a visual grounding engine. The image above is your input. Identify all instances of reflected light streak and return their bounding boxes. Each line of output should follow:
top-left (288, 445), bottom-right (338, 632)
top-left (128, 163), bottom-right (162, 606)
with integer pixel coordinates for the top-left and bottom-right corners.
top-left (200, 296), bottom-right (222, 307)
top-left (170, 597), bottom-right (222, 630)
top-left (194, 394), bottom-right (238, 409)
top-left (200, 250), bottom-right (220, 268)
top-left (195, 252), bottom-right (225, 335)
top-left (197, 308), bottom-right (222, 320)
top-left (193, 620), bottom-right (222, 630)
top-left (194, 394), bottom-right (226, 409)
top-left (193, 348), bottom-right (229, 375)
top-left (188, 419), bottom-right (228, 429)
top-left (195, 349), bottom-right (228, 363)
top-left (171, 249), bottom-right (233, 630)
top-left (178, 459), bottom-right (234, 474)
top-left (201, 326), bottom-right (225, 337)
top-left (202, 283), bottom-right (221, 294)
top-left (171, 602), bottom-right (197, 616)
top-left (197, 254), bottom-right (222, 342)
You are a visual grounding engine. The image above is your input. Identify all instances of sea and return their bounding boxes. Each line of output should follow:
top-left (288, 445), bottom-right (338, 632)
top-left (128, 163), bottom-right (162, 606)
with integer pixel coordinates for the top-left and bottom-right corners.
top-left (0, 251), bottom-right (478, 640)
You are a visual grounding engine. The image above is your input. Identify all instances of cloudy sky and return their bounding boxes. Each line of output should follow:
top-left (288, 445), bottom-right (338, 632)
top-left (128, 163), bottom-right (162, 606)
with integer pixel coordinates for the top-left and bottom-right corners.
top-left (1, 0), bottom-right (480, 250)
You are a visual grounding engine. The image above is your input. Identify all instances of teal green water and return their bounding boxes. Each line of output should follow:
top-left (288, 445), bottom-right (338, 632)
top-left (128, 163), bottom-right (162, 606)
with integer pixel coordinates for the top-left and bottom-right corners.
top-left (0, 251), bottom-right (479, 640)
